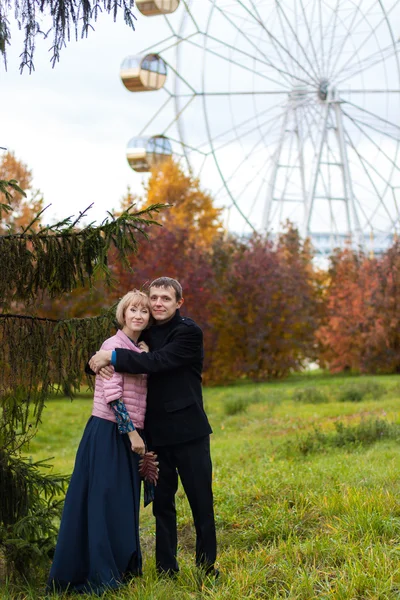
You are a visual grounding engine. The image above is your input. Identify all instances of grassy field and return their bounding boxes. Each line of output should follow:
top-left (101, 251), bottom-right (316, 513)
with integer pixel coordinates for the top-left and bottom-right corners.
top-left (3, 372), bottom-right (400, 599)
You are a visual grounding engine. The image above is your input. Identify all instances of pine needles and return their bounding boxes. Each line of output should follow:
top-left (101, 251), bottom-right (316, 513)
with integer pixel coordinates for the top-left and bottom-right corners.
top-left (0, 199), bottom-right (166, 579)
top-left (0, 0), bottom-right (137, 71)
top-left (0, 203), bottom-right (164, 307)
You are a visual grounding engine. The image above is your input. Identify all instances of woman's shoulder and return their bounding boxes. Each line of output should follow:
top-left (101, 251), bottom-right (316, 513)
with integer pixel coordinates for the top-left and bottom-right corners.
top-left (100, 330), bottom-right (139, 351)
top-left (100, 335), bottom-right (119, 350)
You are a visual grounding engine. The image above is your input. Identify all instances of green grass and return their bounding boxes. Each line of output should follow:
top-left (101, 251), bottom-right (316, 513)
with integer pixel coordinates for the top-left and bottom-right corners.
top-left (3, 372), bottom-right (400, 599)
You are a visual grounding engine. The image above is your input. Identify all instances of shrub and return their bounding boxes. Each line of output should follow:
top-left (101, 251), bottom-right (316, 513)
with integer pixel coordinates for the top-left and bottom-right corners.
top-left (337, 381), bottom-right (387, 403)
top-left (285, 418), bottom-right (400, 456)
top-left (224, 396), bottom-right (248, 415)
top-left (223, 388), bottom-right (269, 415)
top-left (292, 387), bottom-right (329, 404)
top-left (337, 385), bottom-right (365, 402)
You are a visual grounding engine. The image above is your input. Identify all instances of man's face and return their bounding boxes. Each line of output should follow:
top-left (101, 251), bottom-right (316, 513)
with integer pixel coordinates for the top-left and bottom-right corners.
top-left (149, 285), bottom-right (183, 324)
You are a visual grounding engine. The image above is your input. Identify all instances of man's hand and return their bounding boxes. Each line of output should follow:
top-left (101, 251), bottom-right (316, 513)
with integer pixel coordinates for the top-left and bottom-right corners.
top-left (98, 365), bottom-right (114, 380)
top-left (89, 350), bottom-right (112, 373)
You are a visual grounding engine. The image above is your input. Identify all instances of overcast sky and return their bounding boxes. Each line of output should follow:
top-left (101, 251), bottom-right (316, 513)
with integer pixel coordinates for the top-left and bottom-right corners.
top-left (1, 7), bottom-right (167, 226)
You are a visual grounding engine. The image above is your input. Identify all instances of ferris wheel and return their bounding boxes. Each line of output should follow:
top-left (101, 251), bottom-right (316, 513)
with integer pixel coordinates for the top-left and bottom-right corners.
top-left (120, 0), bottom-right (400, 254)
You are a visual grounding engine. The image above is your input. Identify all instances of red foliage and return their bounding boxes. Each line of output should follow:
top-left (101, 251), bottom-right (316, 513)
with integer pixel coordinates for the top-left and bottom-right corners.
top-left (317, 244), bottom-right (400, 373)
top-left (206, 228), bottom-right (319, 382)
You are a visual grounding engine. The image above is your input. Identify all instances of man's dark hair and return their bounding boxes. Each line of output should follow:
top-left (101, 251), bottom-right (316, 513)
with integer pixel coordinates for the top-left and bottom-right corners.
top-left (150, 277), bottom-right (183, 301)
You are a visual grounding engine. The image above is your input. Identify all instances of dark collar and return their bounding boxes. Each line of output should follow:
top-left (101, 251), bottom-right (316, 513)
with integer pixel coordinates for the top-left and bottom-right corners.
top-left (153, 309), bottom-right (181, 330)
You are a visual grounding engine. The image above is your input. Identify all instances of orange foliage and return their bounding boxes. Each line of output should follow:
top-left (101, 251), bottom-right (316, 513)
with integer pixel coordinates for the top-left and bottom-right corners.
top-left (0, 151), bottom-right (44, 232)
top-left (317, 245), bottom-right (400, 373)
top-left (142, 158), bottom-right (224, 247)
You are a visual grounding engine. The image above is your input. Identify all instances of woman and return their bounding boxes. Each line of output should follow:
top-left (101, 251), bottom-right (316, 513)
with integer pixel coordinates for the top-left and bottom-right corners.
top-left (47, 290), bottom-right (151, 595)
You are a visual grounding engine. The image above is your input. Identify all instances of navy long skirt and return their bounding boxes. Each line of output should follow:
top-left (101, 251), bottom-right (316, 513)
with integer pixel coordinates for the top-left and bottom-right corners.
top-left (47, 416), bottom-right (142, 595)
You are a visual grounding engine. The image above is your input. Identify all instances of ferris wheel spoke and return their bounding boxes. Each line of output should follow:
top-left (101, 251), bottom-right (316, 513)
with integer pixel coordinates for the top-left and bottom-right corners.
top-left (273, 0), bottom-right (319, 82)
top-left (317, 0), bottom-right (326, 76)
top-left (331, 1), bottom-right (399, 81)
top-left (342, 113), bottom-right (399, 182)
top-left (138, 95), bottom-right (174, 137)
top-left (211, 115), bottom-right (277, 155)
top-left (228, 159), bottom-right (271, 221)
top-left (298, 0), bottom-right (323, 77)
top-left (204, 19), bottom-right (305, 89)
top-left (208, 3), bottom-right (296, 85)
top-left (341, 99), bottom-right (400, 135)
top-left (303, 103), bottom-right (323, 149)
top-left (349, 165), bottom-right (389, 230)
top-left (216, 127), bottom-right (277, 193)
top-left (165, 57), bottom-right (199, 94)
top-left (301, 105), bottom-right (318, 151)
top-left (176, 91), bottom-right (294, 96)
top-left (341, 109), bottom-right (400, 144)
top-left (162, 95), bottom-right (197, 136)
top-left (201, 103), bottom-right (288, 153)
top-left (344, 129), bottom-right (395, 227)
top-left (320, 142), bottom-right (341, 234)
top-left (341, 114), bottom-right (399, 226)
top-left (312, 164), bottom-right (338, 234)
top-left (334, 44), bottom-right (398, 85)
top-left (339, 90), bottom-right (400, 93)
top-left (325, 0), bottom-right (343, 76)
top-left (327, 0), bottom-right (370, 80)
top-left (246, 0), bottom-right (297, 83)
top-left (138, 33), bottom-right (189, 57)
top-left (202, 33), bottom-right (302, 89)
top-left (179, 0), bottom-right (202, 33)
top-left (234, 0), bottom-right (320, 85)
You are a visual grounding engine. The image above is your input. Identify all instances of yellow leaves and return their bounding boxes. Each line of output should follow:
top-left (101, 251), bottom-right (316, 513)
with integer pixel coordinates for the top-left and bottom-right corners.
top-left (0, 150), bottom-right (44, 233)
top-left (143, 157), bottom-right (224, 247)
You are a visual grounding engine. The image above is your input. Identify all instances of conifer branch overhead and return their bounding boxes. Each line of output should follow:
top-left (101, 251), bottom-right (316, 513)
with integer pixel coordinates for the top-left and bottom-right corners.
top-left (0, 203), bottom-right (166, 306)
top-left (0, 308), bottom-right (117, 443)
top-left (0, 0), bottom-right (137, 71)
top-left (0, 178), bottom-right (26, 204)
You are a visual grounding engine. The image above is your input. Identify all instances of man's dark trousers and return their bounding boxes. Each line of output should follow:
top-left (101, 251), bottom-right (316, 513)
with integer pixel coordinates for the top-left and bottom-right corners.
top-left (153, 435), bottom-right (216, 573)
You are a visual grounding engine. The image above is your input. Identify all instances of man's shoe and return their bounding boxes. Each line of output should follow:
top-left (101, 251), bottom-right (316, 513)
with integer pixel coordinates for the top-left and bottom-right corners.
top-left (207, 568), bottom-right (220, 579)
top-left (199, 565), bottom-right (220, 579)
top-left (157, 568), bottom-right (179, 579)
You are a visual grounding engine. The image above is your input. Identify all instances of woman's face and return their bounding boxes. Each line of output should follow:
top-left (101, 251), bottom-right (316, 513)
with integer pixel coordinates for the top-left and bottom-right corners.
top-left (123, 302), bottom-right (150, 336)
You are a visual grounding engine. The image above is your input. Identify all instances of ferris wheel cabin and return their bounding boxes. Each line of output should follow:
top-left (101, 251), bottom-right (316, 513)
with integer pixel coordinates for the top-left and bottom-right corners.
top-left (120, 54), bottom-right (167, 92)
top-left (126, 136), bottom-right (172, 172)
top-left (136, 0), bottom-right (180, 16)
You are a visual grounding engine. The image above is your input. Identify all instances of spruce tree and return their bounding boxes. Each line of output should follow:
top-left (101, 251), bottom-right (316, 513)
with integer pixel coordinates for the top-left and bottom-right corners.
top-left (0, 0), bottom-right (136, 71)
top-left (0, 177), bottom-right (164, 578)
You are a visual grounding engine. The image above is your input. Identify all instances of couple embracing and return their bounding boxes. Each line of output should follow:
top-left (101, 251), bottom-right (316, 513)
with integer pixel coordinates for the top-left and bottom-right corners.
top-left (47, 277), bottom-right (217, 595)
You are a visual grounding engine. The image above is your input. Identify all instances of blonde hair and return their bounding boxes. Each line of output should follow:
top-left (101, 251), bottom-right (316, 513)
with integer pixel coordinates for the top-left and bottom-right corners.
top-left (115, 289), bottom-right (151, 328)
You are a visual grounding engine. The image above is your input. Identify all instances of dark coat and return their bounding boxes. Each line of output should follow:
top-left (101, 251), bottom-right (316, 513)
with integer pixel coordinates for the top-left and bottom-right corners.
top-left (114, 310), bottom-right (212, 447)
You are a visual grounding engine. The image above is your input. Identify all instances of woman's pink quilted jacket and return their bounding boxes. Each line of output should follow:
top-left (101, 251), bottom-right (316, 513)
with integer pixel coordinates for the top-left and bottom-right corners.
top-left (91, 329), bottom-right (147, 428)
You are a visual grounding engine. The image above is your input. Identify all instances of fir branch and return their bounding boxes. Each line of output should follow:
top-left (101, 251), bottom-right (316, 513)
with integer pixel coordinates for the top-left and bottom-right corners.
top-left (0, 178), bottom-right (26, 204)
top-left (0, 0), bottom-right (137, 71)
top-left (0, 203), bottom-right (166, 305)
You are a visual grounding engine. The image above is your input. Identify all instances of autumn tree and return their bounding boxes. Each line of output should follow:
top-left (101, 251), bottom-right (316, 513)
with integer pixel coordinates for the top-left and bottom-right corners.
top-left (142, 158), bottom-right (224, 247)
top-left (0, 151), bottom-right (44, 233)
top-left (205, 227), bottom-right (320, 383)
top-left (317, 244), bottom-right (400, 373)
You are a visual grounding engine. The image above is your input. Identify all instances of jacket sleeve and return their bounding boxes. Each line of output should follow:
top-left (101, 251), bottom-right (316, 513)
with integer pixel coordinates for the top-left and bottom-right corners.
top-left (114, 325), bottom-right (202, 375)
top-left (98, 338), bottom-right (124, 403)
top-left (102, 371), bottom-right (124, 403)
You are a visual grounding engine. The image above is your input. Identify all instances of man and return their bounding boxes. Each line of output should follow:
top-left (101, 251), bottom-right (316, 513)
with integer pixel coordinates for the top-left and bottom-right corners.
top-left (89, 277), bottom-right (217, 577)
